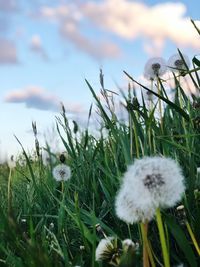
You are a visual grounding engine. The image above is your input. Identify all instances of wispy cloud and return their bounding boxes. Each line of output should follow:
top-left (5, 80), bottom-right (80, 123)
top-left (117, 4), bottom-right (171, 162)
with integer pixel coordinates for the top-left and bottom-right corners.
top-left (32, 1), bottom-right (200, 58)
top-left (29, 34), bottom-right (48, 60)
top-left (60, 20), bottom-right (120, 59)
top-left (4, 86), bottom-right (85, 114)
top-left (0, 38), bottom-right (18, 64)
top-left (33, 3), bottom-right (121, 59)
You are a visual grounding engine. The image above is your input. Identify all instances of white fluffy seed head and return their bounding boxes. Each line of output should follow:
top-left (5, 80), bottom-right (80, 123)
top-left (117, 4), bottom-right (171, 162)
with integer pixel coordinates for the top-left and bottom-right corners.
top-left (144, 57), bottom-right (167, 80)
top-left (7, 155), bottom-right (16, 169)
top-left (168, 54), bottom-right (190, 72)
top-left (115, 156), bottom-right (185, 224)
top-left (115, 186), bottom-right (156, 223)
top-left (52, 164), bottom-right (71, 181)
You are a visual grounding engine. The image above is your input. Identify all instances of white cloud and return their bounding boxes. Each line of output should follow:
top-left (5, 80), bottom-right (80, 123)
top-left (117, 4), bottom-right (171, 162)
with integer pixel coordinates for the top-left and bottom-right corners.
top-left (80, 0), bottom-right (200, 53)
top-left (33, 1), bottom-right (200, 57)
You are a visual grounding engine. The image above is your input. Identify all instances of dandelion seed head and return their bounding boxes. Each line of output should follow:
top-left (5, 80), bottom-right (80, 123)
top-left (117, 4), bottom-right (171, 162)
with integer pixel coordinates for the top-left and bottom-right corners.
top-left (115, 186), bottom-right (156, 223)
top-left (52, 164), bottom-right (71, 181)
top-left (7, 155), bottom-right (16, 169)
top-left (115, 156), bottom-right (185, 223)
top-left (144, 57), bottom-right (167, 80)
top-left (168, 54), bottom-right (190, 72)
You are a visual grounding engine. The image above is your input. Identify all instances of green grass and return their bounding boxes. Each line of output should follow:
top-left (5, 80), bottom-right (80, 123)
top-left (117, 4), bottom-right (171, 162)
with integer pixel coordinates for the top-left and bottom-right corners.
top-left (1, 52), bottom-right (200, 266)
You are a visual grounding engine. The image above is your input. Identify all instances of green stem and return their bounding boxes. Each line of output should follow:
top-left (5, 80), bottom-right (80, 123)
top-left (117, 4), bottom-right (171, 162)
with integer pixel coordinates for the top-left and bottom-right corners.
top-left (157, 78), bottom-right (163, 132)
top-left (156, 208), bottom-right (170, 267)
top-left (186, 221), bottom-right (200, 255)
top-left (7, 168), bottom-right (12, 214)
top-left (61, 181), bottom-right (64, 194)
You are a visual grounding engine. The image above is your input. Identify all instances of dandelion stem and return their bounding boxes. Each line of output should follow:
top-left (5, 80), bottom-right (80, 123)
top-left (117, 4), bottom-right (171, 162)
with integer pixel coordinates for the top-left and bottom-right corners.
top-left (7, 168), bottom-right (12, 214)
top-left (141, 222), bottom-right (150, 267)
top-left (157, 78), bottom-right (163, 132)
top-left (146, 239), bottom-right (156, 267)
top-left (185, 221), bottom-right (200, 256)
top-left (127, 224), bottom-right (132, 240)
top-left (61, 181), bottom-right (64, 194)
top-left (156, 208), bottom-right (170, 267)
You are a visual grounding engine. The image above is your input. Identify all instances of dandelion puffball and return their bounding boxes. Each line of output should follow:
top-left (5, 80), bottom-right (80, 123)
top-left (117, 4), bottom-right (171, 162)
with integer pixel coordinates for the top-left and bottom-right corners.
top-left (115, 156), bottom-right (185, 224)
top-left (168, 54), bottom-right (190, 72)
top-left (144, 57), bottom-right (167, 80)
top-left (52, 164), bottom-right (71, 181)
top-left (8, 155), bottom-right (16, 169)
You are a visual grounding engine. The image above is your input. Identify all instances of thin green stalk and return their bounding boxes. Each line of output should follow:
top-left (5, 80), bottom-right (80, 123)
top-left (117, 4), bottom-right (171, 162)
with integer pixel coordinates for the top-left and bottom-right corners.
top-left (186, 221), bottom-right (200, 255)
top-left (156, 208), bottom-right (170, 267)
top-left (7, 168), bottom-right (12, 214)
top-left (157, 78), bottom-right (163, 132)
top-left (129, 114), bottom-right (133, 158)
top-left (61, 181), bottom-right (64, 194)
top-left (133, 122), bottom-right (140, 158)
top-left (127, 224), bottom-right (132, 240)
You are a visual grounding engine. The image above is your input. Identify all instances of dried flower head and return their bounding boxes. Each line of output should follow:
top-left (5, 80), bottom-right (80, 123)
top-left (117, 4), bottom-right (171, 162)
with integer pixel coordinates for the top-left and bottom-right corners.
top-left (115, 156), bottom-right (185, 224)
top-left (52, 164), bottom-right (71, 181)
top-left (144, 57), bottom-right (167, 80)
top-left (168, 54), bottom-right (190, 72)
top-left (95, 237), bottom-right (120, 265)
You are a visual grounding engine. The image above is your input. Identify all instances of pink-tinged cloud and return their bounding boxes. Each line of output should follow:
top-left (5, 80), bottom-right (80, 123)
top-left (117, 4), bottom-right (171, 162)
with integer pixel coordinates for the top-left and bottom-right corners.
top-left (0, 38), bottom-right (18, 64)
top-left (34, 4), bottom-right (121, 59)
top-left (61, 20), bottom-right (120, 59)
top-left (4, 86), bottom-right (84, 114)
top-left (80, 0), bottom-right (200, 53)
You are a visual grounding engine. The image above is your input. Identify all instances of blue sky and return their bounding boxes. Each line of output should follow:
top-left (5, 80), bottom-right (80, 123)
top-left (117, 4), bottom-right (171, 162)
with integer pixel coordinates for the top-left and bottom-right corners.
top-left (0, 0), bottom-right (200, 160)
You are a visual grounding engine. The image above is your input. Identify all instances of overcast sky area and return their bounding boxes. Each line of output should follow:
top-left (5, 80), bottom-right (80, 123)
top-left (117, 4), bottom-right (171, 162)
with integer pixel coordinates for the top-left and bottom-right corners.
top-left (0, 0), bottom-right (200, 160)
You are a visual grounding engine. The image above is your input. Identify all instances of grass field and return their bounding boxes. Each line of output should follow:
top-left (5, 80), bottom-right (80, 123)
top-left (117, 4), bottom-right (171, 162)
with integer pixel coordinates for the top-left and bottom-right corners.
top-left (0, 40), bottom-right (200, 266)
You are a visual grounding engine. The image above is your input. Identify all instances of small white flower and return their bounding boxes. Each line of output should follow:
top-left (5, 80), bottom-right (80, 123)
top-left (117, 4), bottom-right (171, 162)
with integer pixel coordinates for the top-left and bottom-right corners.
top-left (168, 54), bottom-right (190, 72)
top-left (144, 57), bottom-right (167, 80)
top-left (95, 237), bottom-right (118, 262)
top-left (7, 155), bottom-right (16, 169)
top-left (52, 164), bottom-right (71, 181)
top-left (115, 156), bottom-right (185, 224)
